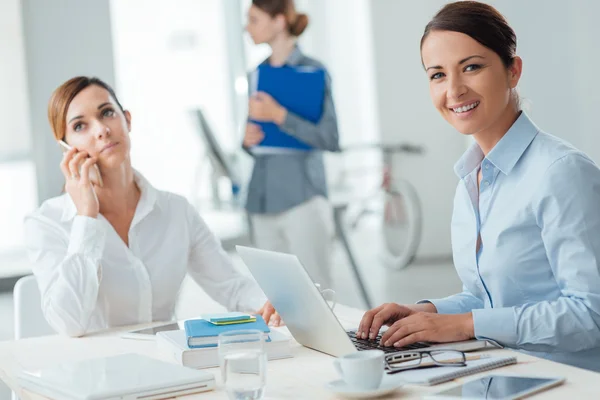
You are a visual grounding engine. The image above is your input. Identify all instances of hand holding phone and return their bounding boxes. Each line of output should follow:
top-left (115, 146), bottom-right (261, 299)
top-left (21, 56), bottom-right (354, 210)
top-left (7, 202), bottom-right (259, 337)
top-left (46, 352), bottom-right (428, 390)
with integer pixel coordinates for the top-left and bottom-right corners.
top-left (58, 141), bottom-right (104, 187)
top-left (58, 140), bottom-right (102, 218)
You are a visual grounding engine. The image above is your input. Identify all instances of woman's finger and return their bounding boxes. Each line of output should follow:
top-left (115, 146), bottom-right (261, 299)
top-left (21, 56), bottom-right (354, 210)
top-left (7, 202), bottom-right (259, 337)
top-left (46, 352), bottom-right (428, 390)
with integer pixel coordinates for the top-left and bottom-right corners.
top-left (382, 322), bottom-right (421, 346)
top-left (357, 304), bottom-right (385, 339)
top-left (261, 303), bottom-right (275, 324)
top-left (380, 313), bottom-right (422, 344)
top-left (60, 154), bottom-right (72, 179)
top-left (393, 331), bottom-right (429, 348)
top-left (247, 122), bottom-right (262, 134)
top-left (250, 132), bottom-right (264, 145)
top-left (370, 306), bottom-right (398, 339)
top-left (68, 152), bottom-right (87, 179)
top-left (254, 91), bottom-right (272, 102)
top-left (271, 313), bottom-right (282, 327)
top-left (60, 148), bottom-right (77, 179)
top-left (79, 157), bottom-right (98, 185)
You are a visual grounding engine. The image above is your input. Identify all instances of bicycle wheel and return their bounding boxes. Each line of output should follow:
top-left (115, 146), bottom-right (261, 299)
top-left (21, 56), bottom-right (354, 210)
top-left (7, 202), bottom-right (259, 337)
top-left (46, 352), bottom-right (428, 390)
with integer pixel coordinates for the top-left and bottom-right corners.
top-left (381, 179), bottom-right (422, 270)
top-left (344, 179), bottom-right (422, 270)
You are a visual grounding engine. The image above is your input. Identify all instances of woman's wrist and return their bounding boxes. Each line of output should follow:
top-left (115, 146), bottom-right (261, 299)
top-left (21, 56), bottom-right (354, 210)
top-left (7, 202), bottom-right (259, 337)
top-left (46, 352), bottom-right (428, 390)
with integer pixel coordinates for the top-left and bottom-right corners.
top-left (77, 208), bottom-right (99, 218)
top-left (410, 302), bottom-right (438, 313)
top-left (461, 312), bottom-right (475, 338)
top-left (273, 105), bottom-right (287, 125)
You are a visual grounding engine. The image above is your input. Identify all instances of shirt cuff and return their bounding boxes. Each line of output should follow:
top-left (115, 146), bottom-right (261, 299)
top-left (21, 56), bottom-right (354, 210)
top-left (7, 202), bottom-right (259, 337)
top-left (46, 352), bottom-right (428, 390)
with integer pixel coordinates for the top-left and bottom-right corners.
top-left (472, 307), bottom-right (518, 346)
top-left (418, 298), bottom-right (465, 315)
top-left (279, 111), bottom-right (304, 136)
top-left (246, 290), bottom-right (268, 313)
top-left (67, 216), bottom-right (107, 262)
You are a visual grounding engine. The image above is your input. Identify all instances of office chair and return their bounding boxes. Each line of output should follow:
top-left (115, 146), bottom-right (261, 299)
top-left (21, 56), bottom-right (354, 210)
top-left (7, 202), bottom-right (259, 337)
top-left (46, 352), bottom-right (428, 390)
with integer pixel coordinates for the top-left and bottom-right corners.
top-left (13, 275), bottom-right (53, 339)
top-left (12, 275), bottom-right (54, 400)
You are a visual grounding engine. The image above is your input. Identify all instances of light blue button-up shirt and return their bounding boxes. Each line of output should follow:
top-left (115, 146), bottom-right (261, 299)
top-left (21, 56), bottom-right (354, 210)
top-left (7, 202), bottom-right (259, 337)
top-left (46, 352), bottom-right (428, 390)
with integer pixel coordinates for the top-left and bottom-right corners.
top-left (426, 112), bottom-right (600, 372)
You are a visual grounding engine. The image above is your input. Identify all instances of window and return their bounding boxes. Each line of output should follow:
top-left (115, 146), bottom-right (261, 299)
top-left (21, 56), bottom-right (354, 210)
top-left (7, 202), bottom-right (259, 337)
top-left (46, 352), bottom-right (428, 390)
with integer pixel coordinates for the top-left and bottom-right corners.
top-left (0, 162), bottom-right (37, 253)
top-left (110, 0), bottom-right (244, 204)
top-left (0, 0), bottom-right (37, 257)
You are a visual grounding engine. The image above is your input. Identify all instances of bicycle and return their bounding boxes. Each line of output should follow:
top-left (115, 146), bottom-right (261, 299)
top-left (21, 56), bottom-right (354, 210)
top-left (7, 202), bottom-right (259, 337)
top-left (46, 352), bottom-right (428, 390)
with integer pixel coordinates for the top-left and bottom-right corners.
top-left (339, 143), bottom-right (424, 271)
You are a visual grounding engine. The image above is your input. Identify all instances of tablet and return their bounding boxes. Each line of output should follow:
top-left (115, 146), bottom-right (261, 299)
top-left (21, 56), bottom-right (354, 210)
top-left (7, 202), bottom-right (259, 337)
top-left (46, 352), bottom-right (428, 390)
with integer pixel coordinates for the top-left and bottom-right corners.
top-left (427, 375), bottom-right (565, 400)
top-left (121, 322), bottom-right (182, 340)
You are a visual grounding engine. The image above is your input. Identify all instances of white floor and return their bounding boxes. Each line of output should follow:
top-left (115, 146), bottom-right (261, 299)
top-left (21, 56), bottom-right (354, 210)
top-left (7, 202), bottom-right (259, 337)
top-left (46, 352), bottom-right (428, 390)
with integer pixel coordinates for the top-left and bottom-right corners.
top-left (0, 232), bottom-right (461, 400)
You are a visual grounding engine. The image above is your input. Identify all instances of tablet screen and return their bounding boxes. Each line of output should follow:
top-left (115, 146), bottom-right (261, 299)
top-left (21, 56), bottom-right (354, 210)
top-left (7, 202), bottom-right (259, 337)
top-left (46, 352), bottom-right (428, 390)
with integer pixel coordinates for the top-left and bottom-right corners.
top-left (129, 322), bottom-right (182, 336)
top-left (431, 375), bottom-right (563, 399)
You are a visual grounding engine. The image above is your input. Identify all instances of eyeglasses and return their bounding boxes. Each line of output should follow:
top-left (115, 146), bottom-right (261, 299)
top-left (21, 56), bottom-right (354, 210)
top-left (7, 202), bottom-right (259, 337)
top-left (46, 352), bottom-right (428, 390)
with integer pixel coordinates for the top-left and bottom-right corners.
top-left (385, 350), bottom-right (467, 373)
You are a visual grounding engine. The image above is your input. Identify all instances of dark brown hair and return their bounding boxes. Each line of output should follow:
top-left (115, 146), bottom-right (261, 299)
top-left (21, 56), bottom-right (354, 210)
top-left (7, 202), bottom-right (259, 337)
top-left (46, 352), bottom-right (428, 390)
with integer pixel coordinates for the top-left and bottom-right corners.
top-left (252, 0), bottom-right (308, 36)
top-left (421, 1), bottom-right (517, 68)
top-left (48, 76), bottom-right (124, 142)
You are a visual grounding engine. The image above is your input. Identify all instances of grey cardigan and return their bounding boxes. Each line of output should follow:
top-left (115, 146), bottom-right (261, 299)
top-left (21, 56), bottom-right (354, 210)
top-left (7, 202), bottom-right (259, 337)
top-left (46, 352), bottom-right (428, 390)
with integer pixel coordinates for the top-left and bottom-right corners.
top-left (244, 46), bottom-right (340, 214)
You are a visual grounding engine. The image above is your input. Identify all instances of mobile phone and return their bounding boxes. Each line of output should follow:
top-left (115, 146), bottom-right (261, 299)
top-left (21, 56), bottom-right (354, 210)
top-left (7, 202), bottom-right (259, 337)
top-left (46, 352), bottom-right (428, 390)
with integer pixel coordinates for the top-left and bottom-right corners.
top-left (58, 140), bottom-right (104, 187)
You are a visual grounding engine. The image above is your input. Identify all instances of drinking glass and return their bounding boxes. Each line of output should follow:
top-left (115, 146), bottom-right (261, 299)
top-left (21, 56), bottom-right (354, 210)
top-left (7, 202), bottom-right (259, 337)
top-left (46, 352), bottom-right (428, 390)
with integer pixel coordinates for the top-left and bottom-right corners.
top-left (218, 329), bottom-right (267, 400)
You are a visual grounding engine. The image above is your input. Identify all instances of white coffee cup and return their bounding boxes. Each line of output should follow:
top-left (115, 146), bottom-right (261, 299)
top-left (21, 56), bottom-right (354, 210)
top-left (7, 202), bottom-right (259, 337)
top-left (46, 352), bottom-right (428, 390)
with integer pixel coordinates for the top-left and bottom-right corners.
top-left (333, 350), bottom-right (384, 390)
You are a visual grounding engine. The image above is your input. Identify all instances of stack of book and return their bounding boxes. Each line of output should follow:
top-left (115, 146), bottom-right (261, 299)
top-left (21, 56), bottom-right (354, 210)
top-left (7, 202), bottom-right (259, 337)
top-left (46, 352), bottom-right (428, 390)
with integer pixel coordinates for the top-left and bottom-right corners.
top-left (156, 313), bottom-right (292, 369)
top-left (183, 315), bottom-right (270, 348)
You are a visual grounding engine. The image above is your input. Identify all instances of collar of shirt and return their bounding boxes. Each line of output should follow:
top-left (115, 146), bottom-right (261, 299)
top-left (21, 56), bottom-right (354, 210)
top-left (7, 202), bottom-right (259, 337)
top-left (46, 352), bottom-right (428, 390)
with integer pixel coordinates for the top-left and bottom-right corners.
top-left (262, 44), bottom-right (303, 66)
top-left (453, 111), bottom-right (541, 179)
top-left (60, 170), bottom-right (160, 222)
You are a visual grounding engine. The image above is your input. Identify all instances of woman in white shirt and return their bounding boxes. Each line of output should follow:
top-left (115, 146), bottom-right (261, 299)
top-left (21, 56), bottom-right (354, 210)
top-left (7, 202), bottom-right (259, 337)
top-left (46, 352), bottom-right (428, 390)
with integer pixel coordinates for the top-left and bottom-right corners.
top-left (24, 76), bottom-right (277, 337)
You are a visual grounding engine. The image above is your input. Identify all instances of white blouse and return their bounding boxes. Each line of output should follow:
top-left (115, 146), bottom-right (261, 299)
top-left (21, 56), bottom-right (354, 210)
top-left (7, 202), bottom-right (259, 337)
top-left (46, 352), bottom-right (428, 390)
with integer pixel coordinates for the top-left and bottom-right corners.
top-left (24, 172), bottom-right (266, 336)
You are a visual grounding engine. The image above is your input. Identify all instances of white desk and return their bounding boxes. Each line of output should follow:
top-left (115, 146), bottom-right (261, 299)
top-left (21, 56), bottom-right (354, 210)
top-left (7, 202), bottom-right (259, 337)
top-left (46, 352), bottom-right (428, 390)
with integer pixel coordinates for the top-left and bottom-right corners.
top-left (0, 305), bottom-right (598, 399)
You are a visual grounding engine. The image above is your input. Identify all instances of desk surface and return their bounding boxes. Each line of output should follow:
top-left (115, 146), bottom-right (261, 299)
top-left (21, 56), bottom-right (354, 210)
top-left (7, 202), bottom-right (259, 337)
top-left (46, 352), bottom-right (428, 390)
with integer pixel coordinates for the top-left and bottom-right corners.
top-left (0, 305), bottom-right (598, 399)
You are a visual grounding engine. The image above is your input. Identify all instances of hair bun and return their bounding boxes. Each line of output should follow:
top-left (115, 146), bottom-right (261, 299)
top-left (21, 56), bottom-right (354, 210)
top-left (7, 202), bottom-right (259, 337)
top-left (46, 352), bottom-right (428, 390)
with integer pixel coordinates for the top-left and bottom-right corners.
top-left (291, 13), bottom-right (309, 36)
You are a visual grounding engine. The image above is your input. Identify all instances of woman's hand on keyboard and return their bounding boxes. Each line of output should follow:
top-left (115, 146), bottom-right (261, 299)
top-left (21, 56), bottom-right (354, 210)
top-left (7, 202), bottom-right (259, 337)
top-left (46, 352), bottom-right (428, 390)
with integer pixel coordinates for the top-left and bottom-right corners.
top-left (358, 303), bottom-right (416, 340)
top-left (379, 312), bottom-right (475, 348)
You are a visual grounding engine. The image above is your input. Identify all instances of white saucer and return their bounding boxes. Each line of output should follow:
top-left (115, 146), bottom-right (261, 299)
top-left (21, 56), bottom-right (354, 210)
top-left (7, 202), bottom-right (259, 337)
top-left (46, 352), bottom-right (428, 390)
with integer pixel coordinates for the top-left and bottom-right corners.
top-left (325, 380), bottom-right (403, 399)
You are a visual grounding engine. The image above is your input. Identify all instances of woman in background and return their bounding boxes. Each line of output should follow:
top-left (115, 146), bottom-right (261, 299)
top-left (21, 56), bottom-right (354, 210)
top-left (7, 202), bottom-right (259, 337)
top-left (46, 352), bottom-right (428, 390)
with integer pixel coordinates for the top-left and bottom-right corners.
top-left (358, 1), bottom-right (600, 371)
top-left (24, 76), bottom-right (276, 336)
top-left (243, 0), bottom-right (340, 298)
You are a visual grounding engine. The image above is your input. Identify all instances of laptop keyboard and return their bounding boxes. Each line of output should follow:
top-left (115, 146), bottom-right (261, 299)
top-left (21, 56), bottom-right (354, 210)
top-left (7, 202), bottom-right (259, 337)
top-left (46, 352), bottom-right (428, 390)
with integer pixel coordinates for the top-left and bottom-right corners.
top-left (346, 330), bottom-right (430, 353)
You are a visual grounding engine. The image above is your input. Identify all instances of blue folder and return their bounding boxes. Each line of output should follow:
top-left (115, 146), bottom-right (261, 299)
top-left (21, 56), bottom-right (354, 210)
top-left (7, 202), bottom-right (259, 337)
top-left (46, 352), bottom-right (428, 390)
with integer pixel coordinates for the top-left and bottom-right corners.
top-left (251, 64), bottom-right (326, 151)
top-left (183, 316), bottom-right (270, 348)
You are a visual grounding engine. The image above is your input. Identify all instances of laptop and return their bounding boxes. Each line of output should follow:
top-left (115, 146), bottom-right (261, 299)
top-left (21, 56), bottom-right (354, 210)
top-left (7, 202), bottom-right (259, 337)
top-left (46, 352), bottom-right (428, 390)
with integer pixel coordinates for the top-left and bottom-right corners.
top-left (17, 353), bottom-right (215, 400)
top-left (237, 246), bottom-right (499, 357)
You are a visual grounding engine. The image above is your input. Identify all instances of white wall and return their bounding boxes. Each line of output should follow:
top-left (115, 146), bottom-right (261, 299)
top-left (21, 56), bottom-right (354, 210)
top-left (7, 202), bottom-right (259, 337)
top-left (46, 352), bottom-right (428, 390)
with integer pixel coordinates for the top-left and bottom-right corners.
top-left (368, 0), bottom-right (465, 259)
top-left (21, 0), bottom-right (116, 203)
top-left (490, 0), bottom-right (600, 162)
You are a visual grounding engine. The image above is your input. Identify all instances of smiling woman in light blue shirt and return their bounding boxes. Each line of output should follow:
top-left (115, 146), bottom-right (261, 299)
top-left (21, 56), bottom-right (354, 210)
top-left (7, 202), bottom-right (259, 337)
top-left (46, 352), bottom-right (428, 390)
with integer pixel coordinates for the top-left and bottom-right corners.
top-left (358, 1), bottom-right (600, 372)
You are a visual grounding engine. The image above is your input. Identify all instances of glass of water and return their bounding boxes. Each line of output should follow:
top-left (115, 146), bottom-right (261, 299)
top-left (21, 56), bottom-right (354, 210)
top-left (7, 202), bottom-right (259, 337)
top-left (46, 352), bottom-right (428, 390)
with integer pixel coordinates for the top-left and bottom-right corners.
top-left (218, 329), bottom-right (267, 400)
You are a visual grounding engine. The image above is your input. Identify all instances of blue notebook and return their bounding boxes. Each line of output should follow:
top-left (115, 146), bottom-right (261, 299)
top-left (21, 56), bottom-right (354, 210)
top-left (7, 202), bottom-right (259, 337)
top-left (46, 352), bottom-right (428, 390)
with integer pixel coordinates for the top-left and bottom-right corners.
top-left (184, 316), bottom-right (270, 348)
top-left (250, 64), bottom-right (326, 152)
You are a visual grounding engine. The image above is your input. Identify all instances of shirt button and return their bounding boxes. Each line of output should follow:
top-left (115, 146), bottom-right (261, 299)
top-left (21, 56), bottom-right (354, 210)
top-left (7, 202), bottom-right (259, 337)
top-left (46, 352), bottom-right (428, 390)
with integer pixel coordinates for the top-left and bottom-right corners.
top-left (485, 164), bottom-right (489, 170)
top-left (484, 181), bottom-right (490, 186)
